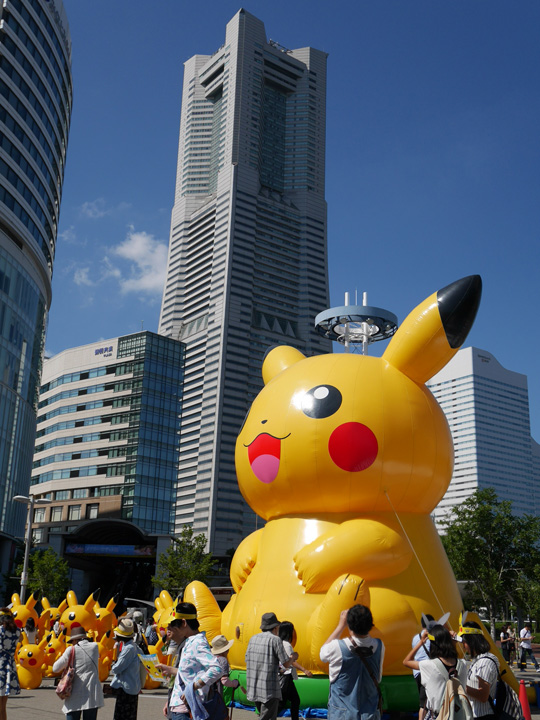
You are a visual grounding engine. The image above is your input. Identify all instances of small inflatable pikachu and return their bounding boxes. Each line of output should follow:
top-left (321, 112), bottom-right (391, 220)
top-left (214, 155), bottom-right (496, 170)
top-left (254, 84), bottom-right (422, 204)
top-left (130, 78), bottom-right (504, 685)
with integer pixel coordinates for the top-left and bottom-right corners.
top-left (186, 275), bottom-right (481, 680)
top-left (16, 634), bottom-right (48, 689)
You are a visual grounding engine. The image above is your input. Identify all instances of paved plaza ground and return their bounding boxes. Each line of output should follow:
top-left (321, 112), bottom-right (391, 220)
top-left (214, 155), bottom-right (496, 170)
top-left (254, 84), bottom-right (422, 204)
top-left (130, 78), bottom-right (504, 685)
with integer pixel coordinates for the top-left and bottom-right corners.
top-left (7, 679), bottom-right (256, 720)
top-left (8, 663), bottom-right (540, 719)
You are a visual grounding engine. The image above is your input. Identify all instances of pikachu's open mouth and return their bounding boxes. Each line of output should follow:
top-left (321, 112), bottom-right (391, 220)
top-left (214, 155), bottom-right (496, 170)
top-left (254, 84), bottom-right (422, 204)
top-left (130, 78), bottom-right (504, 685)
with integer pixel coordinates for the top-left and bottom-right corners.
top-left (245, 432), bottom-right (290, 484)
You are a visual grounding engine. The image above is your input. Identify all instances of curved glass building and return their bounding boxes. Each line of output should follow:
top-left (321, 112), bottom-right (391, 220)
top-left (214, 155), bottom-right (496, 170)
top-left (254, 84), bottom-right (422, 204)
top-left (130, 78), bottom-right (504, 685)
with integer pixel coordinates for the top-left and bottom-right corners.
top-left (0, 0), bottom-right (72, 557)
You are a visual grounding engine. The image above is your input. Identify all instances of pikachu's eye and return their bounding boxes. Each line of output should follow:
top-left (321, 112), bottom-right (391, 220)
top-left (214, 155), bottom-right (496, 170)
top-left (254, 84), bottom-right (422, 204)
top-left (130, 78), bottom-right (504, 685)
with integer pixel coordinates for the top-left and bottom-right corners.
top-left (301, 385), bottom-right (342, 419)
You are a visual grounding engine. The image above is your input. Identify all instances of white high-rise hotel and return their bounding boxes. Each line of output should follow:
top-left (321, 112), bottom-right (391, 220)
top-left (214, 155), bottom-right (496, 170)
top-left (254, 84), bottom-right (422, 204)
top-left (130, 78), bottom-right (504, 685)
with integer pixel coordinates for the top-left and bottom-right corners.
top-left (428, 347), bottom-right (540, 526)
top-left (159, 10), bottom-right (331, 553)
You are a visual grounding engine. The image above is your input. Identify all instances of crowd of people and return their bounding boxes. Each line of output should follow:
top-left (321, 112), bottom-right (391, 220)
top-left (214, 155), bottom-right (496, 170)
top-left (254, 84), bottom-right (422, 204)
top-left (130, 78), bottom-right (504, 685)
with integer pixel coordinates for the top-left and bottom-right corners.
top-left (0, 600), bottom-right (537, 720)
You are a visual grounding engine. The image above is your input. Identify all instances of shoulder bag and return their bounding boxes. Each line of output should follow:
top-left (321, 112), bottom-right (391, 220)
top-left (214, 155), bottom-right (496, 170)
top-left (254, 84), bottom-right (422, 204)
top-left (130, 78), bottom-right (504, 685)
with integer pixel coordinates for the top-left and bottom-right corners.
top-left (56, 646), bottom-right (76, 699)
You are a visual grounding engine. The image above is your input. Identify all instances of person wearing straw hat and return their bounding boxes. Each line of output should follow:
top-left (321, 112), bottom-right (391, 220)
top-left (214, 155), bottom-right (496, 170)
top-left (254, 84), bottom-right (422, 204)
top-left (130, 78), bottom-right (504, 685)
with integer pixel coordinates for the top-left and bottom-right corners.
top-left (109, 619), bottom-right (143, 720)
top-left (211, 635), bottom-right (246, 698)
top-left (52, 626), bottom-right (104, 720)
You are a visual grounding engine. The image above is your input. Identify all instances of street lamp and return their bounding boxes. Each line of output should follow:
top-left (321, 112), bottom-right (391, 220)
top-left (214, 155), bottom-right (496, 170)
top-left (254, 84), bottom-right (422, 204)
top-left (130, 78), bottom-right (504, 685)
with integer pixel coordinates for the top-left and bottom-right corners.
top-left (13, 494), bottom-right (51, 602)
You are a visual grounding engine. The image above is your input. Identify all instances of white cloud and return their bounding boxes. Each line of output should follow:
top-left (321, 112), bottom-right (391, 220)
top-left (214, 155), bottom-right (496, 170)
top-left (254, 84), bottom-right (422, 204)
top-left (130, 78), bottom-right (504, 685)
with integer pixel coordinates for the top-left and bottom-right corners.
top-left (58, 226), bottom-right (80, 244)
top-left (80, 198), bottom-right (131, 219)
top-left (107, 228), bottom-right (168, 295)
top-left (80, 198), bottom-right (109, 219)
top-left (100, 257), bottom-right (122, 281)
top-left (73, 266), bottom-right (94, 286)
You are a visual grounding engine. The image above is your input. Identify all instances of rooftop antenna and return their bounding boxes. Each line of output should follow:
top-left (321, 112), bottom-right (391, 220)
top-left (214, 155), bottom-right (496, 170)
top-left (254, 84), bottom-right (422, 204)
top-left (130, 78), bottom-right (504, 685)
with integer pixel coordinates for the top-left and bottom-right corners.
top-left (315, 292), bottom-right (398, 355)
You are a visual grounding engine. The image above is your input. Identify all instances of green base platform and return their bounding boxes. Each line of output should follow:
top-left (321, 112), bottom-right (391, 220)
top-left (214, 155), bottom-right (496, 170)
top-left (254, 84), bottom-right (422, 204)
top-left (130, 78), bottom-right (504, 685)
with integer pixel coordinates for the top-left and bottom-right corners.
top-left (227, 671), bottom-right (419, 712)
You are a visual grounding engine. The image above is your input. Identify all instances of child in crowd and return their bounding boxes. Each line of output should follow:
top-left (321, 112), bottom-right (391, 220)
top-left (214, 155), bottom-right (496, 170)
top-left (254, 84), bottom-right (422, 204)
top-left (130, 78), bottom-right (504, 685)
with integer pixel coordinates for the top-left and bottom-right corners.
top-left (278, 621), bottom-right (312, 720)
top-left (210, 634), bottom-right (246, 697)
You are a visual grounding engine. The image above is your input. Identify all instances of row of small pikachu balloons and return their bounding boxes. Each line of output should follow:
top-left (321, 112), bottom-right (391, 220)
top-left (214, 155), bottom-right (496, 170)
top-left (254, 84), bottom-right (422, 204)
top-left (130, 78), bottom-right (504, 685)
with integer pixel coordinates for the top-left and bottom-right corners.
top-left (10, 588), bottom-right (181, 690)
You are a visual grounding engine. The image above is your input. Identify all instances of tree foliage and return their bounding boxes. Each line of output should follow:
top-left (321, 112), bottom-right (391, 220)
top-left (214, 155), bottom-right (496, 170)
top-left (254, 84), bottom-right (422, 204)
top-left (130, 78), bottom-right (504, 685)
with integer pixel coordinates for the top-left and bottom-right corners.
top-left (15, 548), bottom-right (70, 604)
top-left (441, 488), bottom-right (540, 636)
top-left (152, 526), bottom-right (215, 595)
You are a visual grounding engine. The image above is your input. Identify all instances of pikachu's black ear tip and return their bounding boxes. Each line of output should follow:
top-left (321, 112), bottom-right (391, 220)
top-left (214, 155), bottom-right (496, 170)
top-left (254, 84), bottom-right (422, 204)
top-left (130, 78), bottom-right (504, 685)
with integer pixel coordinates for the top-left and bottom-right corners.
top-left (438, 275), bottom-right (482, 349)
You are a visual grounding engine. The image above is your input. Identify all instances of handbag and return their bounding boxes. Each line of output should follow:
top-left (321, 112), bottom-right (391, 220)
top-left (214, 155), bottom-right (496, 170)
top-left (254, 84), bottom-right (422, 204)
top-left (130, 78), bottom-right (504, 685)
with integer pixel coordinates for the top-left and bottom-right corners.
top-left (203, 686), bottom-right (229, 720)
top-left (56, 646), bottom-right (76, 699)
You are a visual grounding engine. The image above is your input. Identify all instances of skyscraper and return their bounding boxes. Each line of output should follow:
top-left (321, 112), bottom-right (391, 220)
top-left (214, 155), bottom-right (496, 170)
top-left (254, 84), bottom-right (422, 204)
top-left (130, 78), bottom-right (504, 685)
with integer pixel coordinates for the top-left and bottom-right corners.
top-left (427, 347), bottom-right (540, 526)
top-left (159, 10), bottom-right (331, 554)
top-left (0, 0), bottom-right (72, 562)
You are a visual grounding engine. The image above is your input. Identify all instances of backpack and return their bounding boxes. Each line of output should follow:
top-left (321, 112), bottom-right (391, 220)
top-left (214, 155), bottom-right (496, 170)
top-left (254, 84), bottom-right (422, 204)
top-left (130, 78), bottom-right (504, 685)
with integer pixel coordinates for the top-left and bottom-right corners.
top-left (485, 657), bottom-right (524, 720)
top-left (435, 661), bottom-right (474, 720)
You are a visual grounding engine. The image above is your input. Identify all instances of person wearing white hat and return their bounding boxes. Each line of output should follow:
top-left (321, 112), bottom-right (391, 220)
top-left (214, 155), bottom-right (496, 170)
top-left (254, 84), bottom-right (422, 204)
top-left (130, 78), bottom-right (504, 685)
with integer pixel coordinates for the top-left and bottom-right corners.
top-left (210, 635), bottom-right (246, 698)
top-left (109, 619), bottom-right (143, 720)
top-left (52, 626), bottom-right (104, 720)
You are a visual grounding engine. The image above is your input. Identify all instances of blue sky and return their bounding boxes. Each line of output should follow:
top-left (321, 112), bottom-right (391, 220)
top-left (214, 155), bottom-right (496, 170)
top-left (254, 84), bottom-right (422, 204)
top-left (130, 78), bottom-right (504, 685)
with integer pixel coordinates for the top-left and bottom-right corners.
top-left (53, 1), bottom-right (540, 435)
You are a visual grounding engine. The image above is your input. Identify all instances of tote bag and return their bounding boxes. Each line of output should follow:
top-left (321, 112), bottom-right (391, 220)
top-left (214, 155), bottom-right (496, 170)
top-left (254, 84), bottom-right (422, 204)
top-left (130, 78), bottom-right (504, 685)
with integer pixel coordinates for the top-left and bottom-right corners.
top-left (56, 646), bottom-right (76, 700)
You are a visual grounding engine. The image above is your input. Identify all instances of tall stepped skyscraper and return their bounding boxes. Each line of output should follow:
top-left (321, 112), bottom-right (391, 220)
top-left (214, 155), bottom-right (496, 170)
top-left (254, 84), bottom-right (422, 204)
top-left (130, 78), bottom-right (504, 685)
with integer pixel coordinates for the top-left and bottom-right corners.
top-left (159, 10), bottom-right (331, 554)
top-left (0, 0), bottom-right (72, 563)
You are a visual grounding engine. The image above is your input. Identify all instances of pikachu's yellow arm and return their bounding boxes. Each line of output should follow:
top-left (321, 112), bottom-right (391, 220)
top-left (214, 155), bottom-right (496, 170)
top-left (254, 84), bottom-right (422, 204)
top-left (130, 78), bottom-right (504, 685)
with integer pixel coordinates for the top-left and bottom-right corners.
top-left (230, 528), bottom-right (263, 592)
top-left (293, 518), bottom-right (412, 593)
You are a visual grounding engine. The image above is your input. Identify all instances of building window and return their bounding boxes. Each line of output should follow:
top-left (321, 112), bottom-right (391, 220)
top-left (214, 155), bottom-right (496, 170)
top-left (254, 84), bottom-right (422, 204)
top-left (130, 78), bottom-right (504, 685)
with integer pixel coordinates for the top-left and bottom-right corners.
top-left (50, 506), bottom-right (63, 522)
top-left (68, 505), bottom-right (81, 521)
top-left (34, 507), bottom-right (46, 523)
top-left (86, 504), bottom-right (99, 520)
top-left (55, 490), bottom-right (70, 500)
top-left (73, 489), bottom-right (88, 499)
top-left (32, 528), bottom-right (46, 543)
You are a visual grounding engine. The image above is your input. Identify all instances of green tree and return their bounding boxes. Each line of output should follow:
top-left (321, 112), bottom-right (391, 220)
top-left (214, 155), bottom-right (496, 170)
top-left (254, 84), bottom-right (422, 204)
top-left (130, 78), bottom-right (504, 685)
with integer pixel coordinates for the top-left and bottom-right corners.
top-left (15, 548), bottom-right (70, 604)
top-left (152, 526), bottom-right (215, 595)
top-left (514, 564), bottom-right (540, 627)
top-left (441, 488), bottom-right (540, 638)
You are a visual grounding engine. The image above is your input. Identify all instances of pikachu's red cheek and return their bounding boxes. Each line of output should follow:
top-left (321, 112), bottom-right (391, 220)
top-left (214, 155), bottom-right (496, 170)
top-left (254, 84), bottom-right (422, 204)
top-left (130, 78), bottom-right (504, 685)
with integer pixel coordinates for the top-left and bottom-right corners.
top-left (328, 422), bottom-right (378, 472)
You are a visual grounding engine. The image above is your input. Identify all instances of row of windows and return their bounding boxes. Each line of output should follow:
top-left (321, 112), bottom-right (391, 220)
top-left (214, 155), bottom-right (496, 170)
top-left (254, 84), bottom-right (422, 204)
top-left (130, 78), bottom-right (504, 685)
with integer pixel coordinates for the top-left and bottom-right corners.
top-left (41, 366), bottom-right (107, 392)
top-left (1, 56), bottom-right (63, 157)
top-left (35, 502), bottom-right (99, 525)
top-left (6, 5), bottom-right (72, 111)
top-left (1, 129), bottom-right (57, 221)
top-left (0, 155), bottom-right (54, 240)
top-left (38, 381), bottom-right (127, 408)
top-left (12, 0), bottom-right (71, 78)
top-left (40, 359), bottom-right (148, 394)
top-left (37, 395), bottom-right (131, 422)
top-left (0, 182), bottom-right (51, 270)
top-left (2, 32), bottom-right (69, 134)
top-left (0, 93), bottom-right (61, 183)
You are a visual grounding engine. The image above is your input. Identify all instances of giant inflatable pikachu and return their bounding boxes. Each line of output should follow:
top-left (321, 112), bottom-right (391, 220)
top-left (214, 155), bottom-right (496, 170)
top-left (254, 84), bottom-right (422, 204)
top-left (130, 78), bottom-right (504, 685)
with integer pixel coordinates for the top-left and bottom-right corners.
top-left (185, 275), bottom-right (482, 707)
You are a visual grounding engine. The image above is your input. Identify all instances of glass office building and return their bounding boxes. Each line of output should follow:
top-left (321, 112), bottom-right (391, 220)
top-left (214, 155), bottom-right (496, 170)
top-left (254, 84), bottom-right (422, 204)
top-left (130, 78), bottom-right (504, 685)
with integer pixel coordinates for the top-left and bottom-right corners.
top-left (158, 10), bottom-right (331, 554)
top-left (0, 0), bottom-right (72, 561)
top-left (31, 332), bottom-right (185, 539)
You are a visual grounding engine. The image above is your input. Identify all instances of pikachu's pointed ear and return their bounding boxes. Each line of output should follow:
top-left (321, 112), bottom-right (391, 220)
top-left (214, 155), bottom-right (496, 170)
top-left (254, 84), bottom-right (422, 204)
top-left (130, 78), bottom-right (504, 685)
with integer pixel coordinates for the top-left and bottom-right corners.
top-left (84, 589), bottom-right (100, 611)
top-left (383, 275), bottom-right (481, 384)
top-left (262, 346), bottom-right (305, 385)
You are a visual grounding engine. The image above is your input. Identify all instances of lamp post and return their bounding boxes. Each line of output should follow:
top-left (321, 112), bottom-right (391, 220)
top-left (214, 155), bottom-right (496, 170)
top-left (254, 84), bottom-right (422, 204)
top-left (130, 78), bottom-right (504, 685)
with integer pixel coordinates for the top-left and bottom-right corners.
top-left (13, 494), bottom-right (51, 602)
